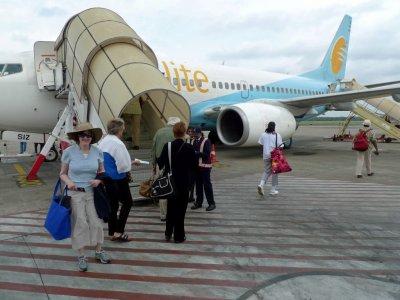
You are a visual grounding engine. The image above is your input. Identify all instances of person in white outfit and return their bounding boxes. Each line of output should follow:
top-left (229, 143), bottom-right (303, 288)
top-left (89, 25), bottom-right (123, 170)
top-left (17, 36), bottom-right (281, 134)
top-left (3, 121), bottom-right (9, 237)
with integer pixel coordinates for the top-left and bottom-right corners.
top-left (353, 119), bottom-right (379, 178)
top-left (257, 121), bottom-right (283, 196)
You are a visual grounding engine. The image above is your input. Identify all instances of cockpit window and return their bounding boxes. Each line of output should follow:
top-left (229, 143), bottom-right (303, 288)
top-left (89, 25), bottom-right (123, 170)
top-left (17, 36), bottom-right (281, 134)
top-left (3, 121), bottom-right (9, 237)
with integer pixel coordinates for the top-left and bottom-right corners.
top-left (0, 63), bottom-right (23, 76)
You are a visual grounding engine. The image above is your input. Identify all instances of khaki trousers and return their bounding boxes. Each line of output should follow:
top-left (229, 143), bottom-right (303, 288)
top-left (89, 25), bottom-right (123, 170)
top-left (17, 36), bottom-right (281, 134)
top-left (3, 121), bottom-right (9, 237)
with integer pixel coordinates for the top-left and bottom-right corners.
top-left (159, 199), bottom-right (167, 220)
top-left (70, 190), bottom-right (104, 250)
top-left (124, 114), bottom-right (141, 146)
top-left (132, 114), bottom-right (141, 146)
top-left (355, 149), bottom-right (372, 176)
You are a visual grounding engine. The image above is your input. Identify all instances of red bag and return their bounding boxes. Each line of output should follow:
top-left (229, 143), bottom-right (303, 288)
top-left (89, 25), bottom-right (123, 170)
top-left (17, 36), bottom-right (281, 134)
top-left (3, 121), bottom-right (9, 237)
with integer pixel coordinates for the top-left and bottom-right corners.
top-left (271, 148), bottom-right (292, 174)
top-left (353, 129), bottom-right (371, 151)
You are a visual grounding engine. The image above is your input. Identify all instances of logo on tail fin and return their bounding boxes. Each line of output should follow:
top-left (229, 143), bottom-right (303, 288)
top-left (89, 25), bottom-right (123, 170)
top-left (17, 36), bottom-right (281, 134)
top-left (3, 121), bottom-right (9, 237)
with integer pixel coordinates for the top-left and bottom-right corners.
top-left (331, 36), bottom-right (347, 75)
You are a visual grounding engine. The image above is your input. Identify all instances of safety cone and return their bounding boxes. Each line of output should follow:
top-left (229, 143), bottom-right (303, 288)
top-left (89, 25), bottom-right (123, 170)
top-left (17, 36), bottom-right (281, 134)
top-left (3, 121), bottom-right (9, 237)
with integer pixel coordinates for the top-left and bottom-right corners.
top-left (210, 144), bottom-right (217, 164)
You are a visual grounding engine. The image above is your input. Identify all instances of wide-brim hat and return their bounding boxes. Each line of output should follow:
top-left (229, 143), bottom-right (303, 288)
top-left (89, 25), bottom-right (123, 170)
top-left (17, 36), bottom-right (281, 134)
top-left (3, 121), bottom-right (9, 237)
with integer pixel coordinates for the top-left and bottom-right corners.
top-left (363, 119), bottom-right (371, 127)
top-left (67, 122), bottom-right (103, 144)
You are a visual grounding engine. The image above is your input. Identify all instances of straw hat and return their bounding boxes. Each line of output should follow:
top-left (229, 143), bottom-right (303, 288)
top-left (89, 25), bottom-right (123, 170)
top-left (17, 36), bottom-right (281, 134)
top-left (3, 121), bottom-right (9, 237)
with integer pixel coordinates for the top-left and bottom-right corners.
top-left (67, 122), bottom-right (103, 144)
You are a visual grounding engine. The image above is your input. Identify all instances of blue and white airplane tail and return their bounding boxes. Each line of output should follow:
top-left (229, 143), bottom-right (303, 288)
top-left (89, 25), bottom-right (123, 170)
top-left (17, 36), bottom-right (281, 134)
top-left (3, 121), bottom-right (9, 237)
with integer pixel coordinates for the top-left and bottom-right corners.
top-left (301, 15), bottom-right (352, 83)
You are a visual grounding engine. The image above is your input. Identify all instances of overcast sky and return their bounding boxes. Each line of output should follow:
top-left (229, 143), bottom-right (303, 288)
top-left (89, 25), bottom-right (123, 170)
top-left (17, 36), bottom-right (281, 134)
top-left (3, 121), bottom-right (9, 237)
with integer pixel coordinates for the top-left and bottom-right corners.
top-left (1, 0), bottom-right (399, 86)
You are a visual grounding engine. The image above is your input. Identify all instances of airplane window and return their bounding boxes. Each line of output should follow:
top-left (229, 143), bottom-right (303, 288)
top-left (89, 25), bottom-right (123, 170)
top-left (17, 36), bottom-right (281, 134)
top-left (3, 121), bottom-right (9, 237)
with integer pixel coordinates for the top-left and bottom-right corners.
top-left (256, 85), bottom-right (260, 91)
top-left (261, 86), bottom-right (265, 92)
top-left (218, 82), bottom-right (223, 89)
top-left (225, 82), bottom-right (229, 89)
top-left (189, 79), bottom-right (194, 87)
top-left (197, 80), bottom-right (202, 87)
top-left (212, 81), bottom-right (216, 88)
top-left (272, 87), bottom-right (275, 93)
top-left (173, 78), bottom-right (178, 85)
top-left (181, 79), bottom-right (186, 86)
top-left (243, 84), bottom-right (247, 90)
top-left (231, 83), bottom-right (235, 90)
top-left (277, 87), bottom-right (280, 93)
top-left (236, 83), bottom-right (241, 90)
top-left (285, 88), bottom-right (288, 94)
top-left (249, 84), bottom-right (254, 91)
top-left (267, 87), bottom-right (270, 92)
top-left (289, 88), bottom-right (293, 93)
top-left (2, 63), bottom-right (22, 76)
top-left (0, 64), bottom-right (4, 75)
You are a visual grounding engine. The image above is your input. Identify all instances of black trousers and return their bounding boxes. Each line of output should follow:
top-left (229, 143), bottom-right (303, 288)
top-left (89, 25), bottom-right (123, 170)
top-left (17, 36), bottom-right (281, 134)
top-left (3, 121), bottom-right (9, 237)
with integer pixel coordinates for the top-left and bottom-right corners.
top-left (195, 168), bottom-right (215, 206)
top-left (106, 178), bottom-right (133, 236)
top-left (165, 189), bottom-right (188, 242)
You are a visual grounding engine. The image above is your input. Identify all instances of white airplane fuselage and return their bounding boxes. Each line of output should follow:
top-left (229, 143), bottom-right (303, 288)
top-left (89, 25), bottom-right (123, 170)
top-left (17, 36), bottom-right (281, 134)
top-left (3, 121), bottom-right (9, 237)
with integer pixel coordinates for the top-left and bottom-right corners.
top-left (0, 52), bottom-right (65, 133)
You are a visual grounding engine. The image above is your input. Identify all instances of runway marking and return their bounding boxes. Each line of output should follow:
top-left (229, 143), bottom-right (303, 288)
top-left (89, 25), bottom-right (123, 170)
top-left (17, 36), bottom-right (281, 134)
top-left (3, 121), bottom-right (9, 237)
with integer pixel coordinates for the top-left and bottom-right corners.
top-left (1, 173), bottom-right (400, 298)
top-left (12, 163), bottom-right (42, 187)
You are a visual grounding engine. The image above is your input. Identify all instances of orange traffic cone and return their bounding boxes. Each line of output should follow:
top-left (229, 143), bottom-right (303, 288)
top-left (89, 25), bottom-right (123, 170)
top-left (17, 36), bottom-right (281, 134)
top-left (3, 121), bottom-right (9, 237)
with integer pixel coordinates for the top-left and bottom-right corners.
top-left (210, 144), bottom-right (217, 164)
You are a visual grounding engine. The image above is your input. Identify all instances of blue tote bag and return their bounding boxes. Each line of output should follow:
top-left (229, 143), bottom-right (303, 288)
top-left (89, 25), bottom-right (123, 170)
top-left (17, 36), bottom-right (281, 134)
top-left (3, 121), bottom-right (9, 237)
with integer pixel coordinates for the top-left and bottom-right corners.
top-left (44, 179), bottom-right (71, 240)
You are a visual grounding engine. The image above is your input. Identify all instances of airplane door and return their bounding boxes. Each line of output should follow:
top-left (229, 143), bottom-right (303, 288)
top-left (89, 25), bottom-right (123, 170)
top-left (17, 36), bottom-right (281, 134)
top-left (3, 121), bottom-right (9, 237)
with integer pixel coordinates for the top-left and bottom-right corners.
top-left (241, 80), bottom-right (249, 99)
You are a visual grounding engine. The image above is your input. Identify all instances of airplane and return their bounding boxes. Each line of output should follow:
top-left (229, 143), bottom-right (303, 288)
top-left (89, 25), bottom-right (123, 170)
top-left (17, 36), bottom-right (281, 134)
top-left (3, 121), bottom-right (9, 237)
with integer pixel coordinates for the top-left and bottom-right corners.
top-left (1, 13), bottom-right (400, 165)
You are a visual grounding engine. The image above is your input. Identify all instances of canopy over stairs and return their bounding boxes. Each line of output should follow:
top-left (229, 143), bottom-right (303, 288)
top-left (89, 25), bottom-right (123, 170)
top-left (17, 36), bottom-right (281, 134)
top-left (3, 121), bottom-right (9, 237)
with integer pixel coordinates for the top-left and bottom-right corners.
top-left (339, 80), bottom-right (400, 140)
top-left (54, 7), bottom-right (190, 135)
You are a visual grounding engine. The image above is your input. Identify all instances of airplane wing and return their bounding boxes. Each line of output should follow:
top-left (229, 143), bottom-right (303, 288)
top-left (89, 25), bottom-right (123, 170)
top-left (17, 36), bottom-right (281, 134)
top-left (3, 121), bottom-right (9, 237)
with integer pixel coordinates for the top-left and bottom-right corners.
top-left (365, 80), bottom-right (400, 89)
top-left (280, 83), bottom-right (400, 108)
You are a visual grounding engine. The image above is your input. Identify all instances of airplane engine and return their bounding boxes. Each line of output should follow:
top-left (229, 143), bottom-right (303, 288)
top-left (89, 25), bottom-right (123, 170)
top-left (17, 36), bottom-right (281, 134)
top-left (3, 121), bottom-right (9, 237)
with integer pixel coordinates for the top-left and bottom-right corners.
top-left (216, 103), bottom-right (296, 147)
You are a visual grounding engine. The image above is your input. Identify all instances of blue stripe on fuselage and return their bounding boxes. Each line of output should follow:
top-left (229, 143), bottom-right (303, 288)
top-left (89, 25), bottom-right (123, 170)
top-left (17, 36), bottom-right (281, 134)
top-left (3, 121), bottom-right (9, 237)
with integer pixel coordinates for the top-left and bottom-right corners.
top-left (189, 76), bottom-right (330, 129)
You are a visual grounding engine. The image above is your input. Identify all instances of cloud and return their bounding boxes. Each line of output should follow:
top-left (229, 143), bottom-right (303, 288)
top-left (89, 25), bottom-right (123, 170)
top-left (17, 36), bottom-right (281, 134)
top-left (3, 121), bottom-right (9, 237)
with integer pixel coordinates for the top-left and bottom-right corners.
top-left (38, 7), bottom-right (66, 17)
top-left (0, 0), bottom-right (399, 84)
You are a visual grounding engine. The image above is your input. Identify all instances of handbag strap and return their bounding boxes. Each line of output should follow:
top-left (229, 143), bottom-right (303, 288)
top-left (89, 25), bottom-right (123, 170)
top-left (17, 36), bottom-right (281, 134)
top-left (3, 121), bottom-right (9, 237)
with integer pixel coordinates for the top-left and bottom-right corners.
top-left (53, 178), bottom-right (62, 198)
top-left (53, 178), bottom-right (69, 205)
top-left (168, 142), bottom-right (172, 174)
top-left (275, 133), bottom-right (278, 149)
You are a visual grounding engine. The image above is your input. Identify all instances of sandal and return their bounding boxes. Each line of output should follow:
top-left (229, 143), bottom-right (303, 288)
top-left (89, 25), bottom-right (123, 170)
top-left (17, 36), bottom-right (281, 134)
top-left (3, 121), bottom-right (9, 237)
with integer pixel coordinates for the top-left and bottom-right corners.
top-left (111, 233), bottom-right (130, 242)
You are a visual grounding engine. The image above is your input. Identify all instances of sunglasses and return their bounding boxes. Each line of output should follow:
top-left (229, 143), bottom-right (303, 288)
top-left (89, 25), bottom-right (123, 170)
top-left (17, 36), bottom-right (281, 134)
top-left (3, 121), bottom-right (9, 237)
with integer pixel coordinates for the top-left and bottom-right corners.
top-left (78, 132), bottom-right (93, 138)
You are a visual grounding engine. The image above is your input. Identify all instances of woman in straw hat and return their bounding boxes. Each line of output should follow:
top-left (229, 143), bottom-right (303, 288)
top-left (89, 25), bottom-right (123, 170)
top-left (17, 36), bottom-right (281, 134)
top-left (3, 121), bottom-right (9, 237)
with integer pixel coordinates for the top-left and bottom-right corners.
top-left (60, 122), bottom-right (111, 272)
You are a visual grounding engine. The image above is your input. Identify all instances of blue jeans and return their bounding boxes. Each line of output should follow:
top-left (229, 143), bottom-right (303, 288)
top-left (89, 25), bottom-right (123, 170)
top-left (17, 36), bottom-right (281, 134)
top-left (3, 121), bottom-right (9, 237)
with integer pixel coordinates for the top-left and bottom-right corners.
top-left (19, 142), bottom-right (27, 154)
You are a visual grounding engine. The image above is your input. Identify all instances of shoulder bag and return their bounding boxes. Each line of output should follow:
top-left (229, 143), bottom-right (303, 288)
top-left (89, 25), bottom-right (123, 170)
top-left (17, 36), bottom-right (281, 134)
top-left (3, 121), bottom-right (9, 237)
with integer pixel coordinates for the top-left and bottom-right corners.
top-left (270, 134), bottom-right (292, 174)
top-left (44, 178), bottom-right (72, 240)
top-left (151, 142), bottom-right (177, 198)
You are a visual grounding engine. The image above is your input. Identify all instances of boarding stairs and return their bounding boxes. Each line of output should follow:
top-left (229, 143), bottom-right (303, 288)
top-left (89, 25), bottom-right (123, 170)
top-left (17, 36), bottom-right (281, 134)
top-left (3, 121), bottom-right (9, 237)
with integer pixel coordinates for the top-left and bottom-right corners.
top-left (338, 80), bottom-right (400, 140)
top-left (26, 8), bottom-right (190, 180)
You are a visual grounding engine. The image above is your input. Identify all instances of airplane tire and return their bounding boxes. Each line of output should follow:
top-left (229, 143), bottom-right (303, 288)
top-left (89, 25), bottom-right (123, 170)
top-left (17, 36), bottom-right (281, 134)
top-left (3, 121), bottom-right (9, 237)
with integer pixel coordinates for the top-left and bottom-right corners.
top-left (283, 137), bottom-right (292, 149)
top-left (385, 137), bottom-right (392, 143)
top-left (45, 146), bottom-right (59, 162)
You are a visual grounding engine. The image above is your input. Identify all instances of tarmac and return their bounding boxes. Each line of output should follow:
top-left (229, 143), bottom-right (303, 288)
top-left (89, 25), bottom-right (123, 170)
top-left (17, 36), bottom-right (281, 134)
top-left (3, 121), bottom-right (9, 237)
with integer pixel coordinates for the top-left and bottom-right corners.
top-left (1, 125), bottom-right (400, 299)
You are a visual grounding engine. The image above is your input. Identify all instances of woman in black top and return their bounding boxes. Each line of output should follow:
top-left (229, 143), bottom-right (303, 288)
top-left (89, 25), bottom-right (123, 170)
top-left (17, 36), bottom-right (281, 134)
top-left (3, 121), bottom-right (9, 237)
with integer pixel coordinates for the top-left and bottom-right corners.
top-left (157, 122), bottom-right (197, 243)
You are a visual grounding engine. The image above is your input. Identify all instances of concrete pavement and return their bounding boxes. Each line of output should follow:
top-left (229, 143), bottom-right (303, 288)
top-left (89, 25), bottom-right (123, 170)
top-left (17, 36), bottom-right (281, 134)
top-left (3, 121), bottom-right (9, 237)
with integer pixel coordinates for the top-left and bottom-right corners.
top-left (1, 126), bottom-right (400, 299)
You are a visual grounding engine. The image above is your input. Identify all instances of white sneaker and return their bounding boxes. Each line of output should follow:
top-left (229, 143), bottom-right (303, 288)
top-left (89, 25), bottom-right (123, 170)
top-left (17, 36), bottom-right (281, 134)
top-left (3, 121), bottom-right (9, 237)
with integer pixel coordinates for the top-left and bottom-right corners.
top-left (257, 185), bottom-right (264, 195)
top-left (269, 190), bottom-right (279, 196)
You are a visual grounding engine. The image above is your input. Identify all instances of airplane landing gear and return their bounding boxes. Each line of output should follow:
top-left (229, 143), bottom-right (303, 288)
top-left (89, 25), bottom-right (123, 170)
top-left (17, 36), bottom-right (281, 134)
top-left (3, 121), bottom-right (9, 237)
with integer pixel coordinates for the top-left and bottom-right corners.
top-left (45, 146), bottom-right (58, 162)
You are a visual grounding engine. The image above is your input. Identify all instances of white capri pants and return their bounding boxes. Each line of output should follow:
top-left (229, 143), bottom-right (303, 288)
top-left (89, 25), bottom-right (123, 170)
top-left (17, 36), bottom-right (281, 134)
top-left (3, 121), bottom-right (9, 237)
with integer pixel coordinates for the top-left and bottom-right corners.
top-left (69, 190), bottom-right (104, 250)
top-left (261, 158), bottom-right (278, 187)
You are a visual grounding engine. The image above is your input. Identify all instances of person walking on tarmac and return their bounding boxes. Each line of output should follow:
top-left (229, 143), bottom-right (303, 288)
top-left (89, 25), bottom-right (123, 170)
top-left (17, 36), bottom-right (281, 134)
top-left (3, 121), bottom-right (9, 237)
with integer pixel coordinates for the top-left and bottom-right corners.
top-left (152, 117), bottom-right (181, 221)
top-left (353, 119), bottom-right (379, 178)
top-left (191, 127), bottom-right (216, 211)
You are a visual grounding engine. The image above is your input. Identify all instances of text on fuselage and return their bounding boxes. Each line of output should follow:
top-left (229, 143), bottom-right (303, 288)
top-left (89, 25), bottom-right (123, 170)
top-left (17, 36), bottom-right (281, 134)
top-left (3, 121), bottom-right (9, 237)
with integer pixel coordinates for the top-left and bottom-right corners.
top-left (162, 61), bottom-right (209, 93)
